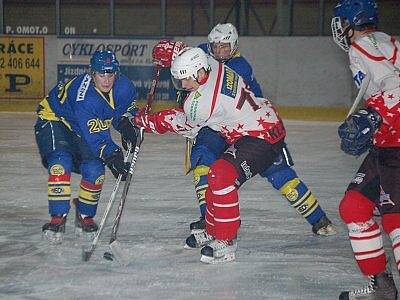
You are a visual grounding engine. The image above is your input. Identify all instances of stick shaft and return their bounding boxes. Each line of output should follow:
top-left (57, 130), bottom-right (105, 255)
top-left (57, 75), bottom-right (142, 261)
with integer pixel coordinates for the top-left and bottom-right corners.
top-left (82, 147), bottom-right (133, 261)
top-left (346, 72), bottom-right (371, 118)
top-left (109, 128), bottom-right (144, 243)
top-left (145, 65), bottom-right (161, 113)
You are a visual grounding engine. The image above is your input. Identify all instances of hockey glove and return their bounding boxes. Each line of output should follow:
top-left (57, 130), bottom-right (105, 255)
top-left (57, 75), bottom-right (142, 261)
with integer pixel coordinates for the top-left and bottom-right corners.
top-left (338, 108), bottom-right (382, 156)
top-left (119, 111), bottom-right (141, 151)
top-left (104, 148), bottom-right (130, 181)
top-left (152, 40), bottom-right (186, 68)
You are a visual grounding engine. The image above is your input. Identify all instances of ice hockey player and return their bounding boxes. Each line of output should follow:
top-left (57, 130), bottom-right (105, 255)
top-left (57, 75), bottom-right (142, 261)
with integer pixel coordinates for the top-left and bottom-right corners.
top-left (332, 0), bottom-right (400, 298)
top-left (152, 24), bottom-right (336, 250)
top-left (121, 47), bottom-right (326, 264)
top-left (34, 50), bottom-right (139, 244)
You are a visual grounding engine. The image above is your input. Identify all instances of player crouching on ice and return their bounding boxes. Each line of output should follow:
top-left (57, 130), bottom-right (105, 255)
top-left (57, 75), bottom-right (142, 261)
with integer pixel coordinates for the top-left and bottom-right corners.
top-left (34, 50), bottom-right (139, 244)
top-left (121, 47), bottom-right (307, 264)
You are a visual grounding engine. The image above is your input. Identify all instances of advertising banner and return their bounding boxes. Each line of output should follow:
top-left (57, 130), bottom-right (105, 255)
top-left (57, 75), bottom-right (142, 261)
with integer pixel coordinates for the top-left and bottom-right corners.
top-left (0, 36), bottom-right (45, 99)
top-left (57, 39), bottom-right (176, 101)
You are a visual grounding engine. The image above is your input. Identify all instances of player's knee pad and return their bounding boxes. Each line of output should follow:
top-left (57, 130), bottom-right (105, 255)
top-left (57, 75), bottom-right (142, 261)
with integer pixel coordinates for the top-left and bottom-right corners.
top-left (47, 151), bottom-right (72, 215)
top-left (77, 160), bottom-right (104, 216)
top-left (265, 167), bottom-right (297, 190)
top-left (77, 178), bottom-right (103, 216)
top-left (208, 159), bottom-right (238, 193)
top-left (47, 150), bottom-right (73, 174)
top-left (80, 159), bottom-right (105, 184)
top-left (381, 213), bottom-right (400, 235)
top-left (339, 190), bottom-right (375, 224)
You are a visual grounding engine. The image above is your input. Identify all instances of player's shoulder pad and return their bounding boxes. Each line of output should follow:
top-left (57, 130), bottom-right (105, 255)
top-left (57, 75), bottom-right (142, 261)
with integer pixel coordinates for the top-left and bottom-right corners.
top-left (113, 74), bottom-right (137, 103)
top-left (227, 56), bottom-right (252, 73)
top-left (198, 43), bottom-right (209, 54)
top-left (351, 32), bottom-right (391, 61)
top-left (63, 73), bottom-right (91, 102)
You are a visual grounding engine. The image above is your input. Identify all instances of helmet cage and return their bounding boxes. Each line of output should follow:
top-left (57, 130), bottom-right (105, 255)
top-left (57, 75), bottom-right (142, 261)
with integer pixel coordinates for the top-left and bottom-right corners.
top-left (331, 16), bottom-right (351, 52)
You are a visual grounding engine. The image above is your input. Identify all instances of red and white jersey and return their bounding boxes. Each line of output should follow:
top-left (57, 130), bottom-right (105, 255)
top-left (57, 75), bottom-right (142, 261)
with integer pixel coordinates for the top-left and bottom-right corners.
top-left (138, 57), bottom-right (285, 145)
top-left (349, 31), bottom-right (400, 147)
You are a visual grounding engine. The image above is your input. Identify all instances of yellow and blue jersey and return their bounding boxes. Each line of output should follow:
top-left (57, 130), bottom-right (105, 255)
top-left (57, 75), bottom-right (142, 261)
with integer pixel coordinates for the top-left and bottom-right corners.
top-left (37, 73), bottom-right (137, 159)
top-left (198, 43), bottom-right (263, 97)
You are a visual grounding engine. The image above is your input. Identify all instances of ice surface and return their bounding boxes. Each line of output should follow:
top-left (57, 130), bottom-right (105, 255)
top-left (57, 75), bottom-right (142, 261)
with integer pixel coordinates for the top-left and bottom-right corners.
top-left (0, 112), bottom-right (397, 300)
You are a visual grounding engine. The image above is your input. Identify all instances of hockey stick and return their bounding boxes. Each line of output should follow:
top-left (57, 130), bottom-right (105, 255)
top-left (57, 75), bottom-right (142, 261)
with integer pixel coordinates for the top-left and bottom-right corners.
top-left (184, 138), bottom-right (193, 175)
top-left (82, 146), bottom-right (134, 262)
top-left (145, 65), bottom-right (162, 113)
top-left (106, 127), bottom-right (145, 265)
top-left (346, 72), bottom-right (371, 118)
top-left (104, 66), bottom-right (159, 264)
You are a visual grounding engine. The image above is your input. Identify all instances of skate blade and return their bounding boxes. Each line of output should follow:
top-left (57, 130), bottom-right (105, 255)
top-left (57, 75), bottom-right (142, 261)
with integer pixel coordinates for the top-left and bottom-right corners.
top-left (190, 228), bottom-right (205, 235)
top-left (75, 227), bottom-right (97, 241)
top-left (184, 243), bottom-right (199, 250)
top-left (109, 240), bottom-right (132, 266)
top-left (200, 253), bottom-right (236, 264)
top-left (316, 224), bottom-right (338, 236)
top-left (42, 231), bottom-right (63, 245)
top-left (82, 248), bottom-right (93, 262)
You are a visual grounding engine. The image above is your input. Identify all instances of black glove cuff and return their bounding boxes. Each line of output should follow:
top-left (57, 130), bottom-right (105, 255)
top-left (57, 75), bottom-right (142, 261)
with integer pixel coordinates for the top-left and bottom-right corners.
top-left (359, 108), bottom-right (382, 131)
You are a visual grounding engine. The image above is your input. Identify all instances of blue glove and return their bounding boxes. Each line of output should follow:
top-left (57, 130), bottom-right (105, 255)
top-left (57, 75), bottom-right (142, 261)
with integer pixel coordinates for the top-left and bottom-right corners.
top-left (338, 108), bottom-right (382, 156)
top-left (119, 110), bottom-right (141, 151)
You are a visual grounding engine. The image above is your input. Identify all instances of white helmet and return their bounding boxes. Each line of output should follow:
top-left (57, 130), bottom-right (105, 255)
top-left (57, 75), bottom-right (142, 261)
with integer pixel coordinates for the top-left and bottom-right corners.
top-left (170, 47), bottom-right (210, 90)
top-left (207, 23), bottom-right (238, 60)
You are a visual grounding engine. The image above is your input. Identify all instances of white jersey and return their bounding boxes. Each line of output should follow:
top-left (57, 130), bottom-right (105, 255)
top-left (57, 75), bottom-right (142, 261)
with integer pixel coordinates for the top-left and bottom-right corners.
top-left (349, 31), bottom-right (400, 100)
top-left (138, 57), bottom-right (285, 145)
top-left (348, 31), bottom-right (400, 147)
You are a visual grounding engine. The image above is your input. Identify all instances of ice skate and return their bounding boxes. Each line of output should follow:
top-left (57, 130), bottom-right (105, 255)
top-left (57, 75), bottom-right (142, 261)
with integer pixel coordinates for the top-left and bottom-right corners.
top-left (200, 239), bottom-right (237, 264)
top-left (312, 215), bottom-right (337, 236)
top-left (189, 217), bottom-right (205, 233)
top-left (75, 213), bottom-right (98, 239)
top-left (184, 229), bottom-right (214, 249)
top-left (42, 215), bottom-right (67, 244)
top-left (74, 199), bottom-right (98, 239)
top-left (339, 272), bottom-right (398, 300)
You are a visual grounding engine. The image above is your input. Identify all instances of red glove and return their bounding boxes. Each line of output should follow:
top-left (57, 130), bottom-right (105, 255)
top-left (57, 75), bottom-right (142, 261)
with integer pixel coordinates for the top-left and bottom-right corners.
top-left (152, 40), bottom-right (187, 68)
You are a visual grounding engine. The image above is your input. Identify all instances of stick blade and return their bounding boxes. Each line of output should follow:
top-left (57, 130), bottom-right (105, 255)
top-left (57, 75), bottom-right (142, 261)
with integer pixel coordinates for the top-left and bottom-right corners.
top-left (82, 247), bottom-right (93, 262)
top-left (109, 240), bottom-right (132, 266)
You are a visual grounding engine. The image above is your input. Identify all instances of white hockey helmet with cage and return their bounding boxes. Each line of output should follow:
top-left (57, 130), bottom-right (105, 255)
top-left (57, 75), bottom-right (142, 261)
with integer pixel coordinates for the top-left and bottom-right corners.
top-left (170, 47), bottom-right (210, 90)
top-left (207, 23), bottom-right (239, 60)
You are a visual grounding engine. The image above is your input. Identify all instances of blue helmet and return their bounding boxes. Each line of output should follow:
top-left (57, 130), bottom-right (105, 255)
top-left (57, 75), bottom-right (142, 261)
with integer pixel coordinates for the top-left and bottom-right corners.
top-left (333, 0), bottom-right (378, 29)
top-left (90, 50), bottom-right (120, 73)
top-left (331, 0), bottom-right (378, 51)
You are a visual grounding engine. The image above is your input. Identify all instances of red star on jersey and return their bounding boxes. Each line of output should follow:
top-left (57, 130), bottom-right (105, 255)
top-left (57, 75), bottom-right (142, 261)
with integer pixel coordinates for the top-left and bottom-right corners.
top-left (225, 128), bottom-right (242, 143)
top-left (237, 123), bottom-right (244, 130)
top-left (257, 117), bottom-right (267, 128)
top-left (386, 112), bottom-right (395, 118)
